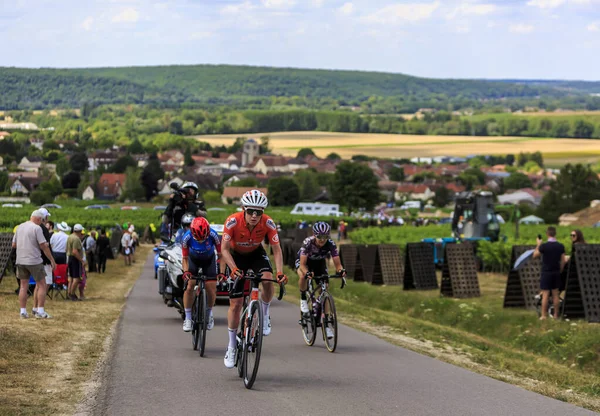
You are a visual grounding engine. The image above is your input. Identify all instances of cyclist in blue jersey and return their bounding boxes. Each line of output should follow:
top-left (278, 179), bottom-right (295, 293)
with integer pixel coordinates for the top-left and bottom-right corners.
top-left (175, 213), bottom-right (194, 244)
top-left (181, 217), bottom-right (221, 332)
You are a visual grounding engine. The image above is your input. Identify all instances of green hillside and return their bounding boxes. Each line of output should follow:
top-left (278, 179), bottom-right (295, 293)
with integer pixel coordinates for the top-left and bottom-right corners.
top-left (0, 64), bottom-right (594, 110)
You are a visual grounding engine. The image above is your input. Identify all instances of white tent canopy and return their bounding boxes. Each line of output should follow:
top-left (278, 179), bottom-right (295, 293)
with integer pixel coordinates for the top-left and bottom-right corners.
top-left (519, 215), bottom-right (545, 225)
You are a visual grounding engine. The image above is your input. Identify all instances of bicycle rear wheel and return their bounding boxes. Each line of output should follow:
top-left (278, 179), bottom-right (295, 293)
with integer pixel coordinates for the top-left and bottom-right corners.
top-left (243, 301), bottom-right (263, 389)
top-left (236, 297), bottom-right (248, 378)
top-left (192, 293), bottom-right (200, 351)
top-left (321, 293), bottom-right (338, 353)
top-left (300, 308), bottom-right (317, 346)
top-left (198, 287), bottom-right (207, 357)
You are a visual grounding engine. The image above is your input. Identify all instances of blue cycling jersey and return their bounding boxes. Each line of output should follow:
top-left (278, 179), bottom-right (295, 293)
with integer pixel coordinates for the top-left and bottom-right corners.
top-left (181, 228), bottom-right (221, 259)
top-left (174, 228), bottom-right (187, 244)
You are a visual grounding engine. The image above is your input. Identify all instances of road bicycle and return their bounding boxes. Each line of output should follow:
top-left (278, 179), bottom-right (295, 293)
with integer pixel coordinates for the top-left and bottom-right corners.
top-left (299, 271), bottom-right (346, 353)
top-left (190, 273), bottom-right (216, 357)
top-left (230, 270), bottom-right (285, 389)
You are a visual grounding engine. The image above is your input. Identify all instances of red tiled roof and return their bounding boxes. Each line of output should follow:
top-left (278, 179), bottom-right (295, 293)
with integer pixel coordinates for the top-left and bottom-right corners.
top-left (98, 173), bottom-right (126, 197)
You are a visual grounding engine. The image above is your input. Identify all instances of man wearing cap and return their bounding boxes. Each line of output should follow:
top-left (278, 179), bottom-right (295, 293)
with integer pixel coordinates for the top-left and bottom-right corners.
top-left (121, 224), bottom-right (132, 266)
top-left (67, 224), bottom-right (85, 301)
top-left (32, 208), bottom-right (54, 316)
top-left (12, 210), bottom-right (56, 319)
top-left (50, 222), bottom-right (70, 265)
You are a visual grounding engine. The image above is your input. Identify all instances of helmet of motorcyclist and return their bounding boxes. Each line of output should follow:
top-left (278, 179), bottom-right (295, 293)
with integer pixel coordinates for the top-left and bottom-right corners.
top-left (240, 189), bottom-right (268, 209)
top-left (181, 213), bottom-right (195, 228)
top-left (190, 217), bottom-right (210, 242)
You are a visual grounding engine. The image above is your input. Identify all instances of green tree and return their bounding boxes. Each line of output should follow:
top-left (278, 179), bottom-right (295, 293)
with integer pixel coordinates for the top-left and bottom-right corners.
top-left (388, 166), bottom-right (405, 181)
top-left (0, 170), bottom-right (8, 192)
top-left (77, 171), bottom-right (91, 198)
top-left (457, 168), bottom-right (485, 191)
top-left (506, 154), bottom-right (515, 166)
top-left (110, 155), bottom-right (137, 173)
top-left (572, 119), bottom-right (594, 138)
top-left (120, 167), bottom-right (145, 201)
top-left (128, 139), bottom-right (144, 154)
top-left (56, 157), bottom-right (71, 177)
top-left (69, 152), bottom-right (89, 172)
top-left (30, 190), bottom-right (53, 206)
top-left (326, 152), bottom-right (341, 160)
top-left (141, 153), bottom-right (165, 201)
top-left (61, 171), bottom-right (81, 190)
top-left (38, 175), bottom-right (63, 197)
top-left (184, 146), bottom-right (194, 167)
top-left (433, 186), bottom-right (452, 208)
top-left (294, 169), bottom-right (320, 200)
top-left (504, 172), bottom-right (532, 190)
top-left (297, 148), bottom-right (316, 159)
top-left (523, 161), bottom-right (541, 173)
top-left (267, 177), bottom-right (300, 206)
top-left (331, 161), bottom-right (380, 211)
top-left (259, 136), bottom-right (271, 154)
top-left (537, 164), bottom-right (600, 223)
top-left (203, 190), bottom-right (222, 204)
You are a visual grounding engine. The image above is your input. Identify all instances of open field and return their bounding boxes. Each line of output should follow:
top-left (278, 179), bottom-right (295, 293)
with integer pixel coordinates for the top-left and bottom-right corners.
top-left (0, 246), bottom-right (149, 416)
top-left (194, 131), bottom-right (600, 162)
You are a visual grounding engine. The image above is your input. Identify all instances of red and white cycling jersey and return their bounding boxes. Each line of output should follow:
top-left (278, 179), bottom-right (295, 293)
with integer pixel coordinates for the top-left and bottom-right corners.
top-left (222, 211), bottom-right (280, 254)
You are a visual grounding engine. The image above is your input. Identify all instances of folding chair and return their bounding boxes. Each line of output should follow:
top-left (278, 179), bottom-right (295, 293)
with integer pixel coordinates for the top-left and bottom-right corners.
top-left (49, 264), bottom-right (68, 300)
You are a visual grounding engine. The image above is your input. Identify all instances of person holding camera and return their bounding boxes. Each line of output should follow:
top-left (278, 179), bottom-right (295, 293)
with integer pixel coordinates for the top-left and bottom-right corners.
top-left (533, 227), bottom-right (566, 320)
top-left (161, 182), bottom-right (207, 239)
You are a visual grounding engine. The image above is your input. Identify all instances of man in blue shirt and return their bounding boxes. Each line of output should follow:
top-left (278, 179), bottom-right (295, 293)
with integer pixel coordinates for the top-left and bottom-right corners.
top-left (533, 226), bottom-right (566, 320)
top-left (181, 217), bottom-right (221, 333)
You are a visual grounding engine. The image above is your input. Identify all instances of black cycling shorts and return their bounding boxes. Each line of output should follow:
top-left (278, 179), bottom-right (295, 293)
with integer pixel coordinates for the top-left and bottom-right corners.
top-left (295, 258), bottom-right (328, 277)
top-left (188, 253), bottom-right (217, 278)
top-left (228, 246), bottom-right (273, 299)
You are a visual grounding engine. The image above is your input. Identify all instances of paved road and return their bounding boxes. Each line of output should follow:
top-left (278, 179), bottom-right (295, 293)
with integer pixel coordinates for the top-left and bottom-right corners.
top-left (95, 255), bottom-right (597, 416)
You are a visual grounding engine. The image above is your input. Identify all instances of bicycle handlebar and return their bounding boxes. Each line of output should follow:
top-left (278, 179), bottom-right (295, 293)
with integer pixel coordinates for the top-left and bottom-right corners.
top-left (228, 271), bottom-right (287, 301)
top-left (305, 271), bottom-right (347, 289)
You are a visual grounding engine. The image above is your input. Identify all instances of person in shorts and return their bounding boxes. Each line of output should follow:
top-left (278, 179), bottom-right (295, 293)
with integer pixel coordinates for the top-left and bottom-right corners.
top-left (67, 224), bottom-right (85, 301)
top-left (533, 226), bottom-right (566, 320)
top-left (121, 224), bottom-right (132, 266)
top-left (32, 208), bottom-right (54, 316)
top-left (12, 210), bottom-right (56, 319)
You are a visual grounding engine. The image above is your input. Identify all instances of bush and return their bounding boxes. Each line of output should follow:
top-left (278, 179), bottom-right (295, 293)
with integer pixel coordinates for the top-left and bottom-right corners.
top-left (203, 190), bottom-right (222, 204)
top-left (29, 190), bottom-right (53, 206)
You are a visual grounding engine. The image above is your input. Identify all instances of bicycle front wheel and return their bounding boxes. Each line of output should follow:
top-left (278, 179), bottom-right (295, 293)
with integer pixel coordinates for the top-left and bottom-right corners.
top-left (198, 287), bottom-right (207, 357)
top-left (192, 293), bottom-right (200, 351)
top-left (322, 293), bottom-right (338, 353)
top-left (300, 309), bottom-right (317, 346)
top-left (243, 301), bottom-right (264, 389)
top-left (236, 297), bottom-right (249, 379)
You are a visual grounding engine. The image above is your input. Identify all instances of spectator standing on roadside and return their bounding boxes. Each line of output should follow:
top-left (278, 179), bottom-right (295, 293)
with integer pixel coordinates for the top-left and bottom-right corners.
top-left (32, 208), bottom-right (54, 317)
top-left (130, 225), bottom-right (139, 263)
top-left (46, 220), bottom-right (55, 238)
top-left (12, 210), bottom-right (56, 319)
top-left (67, 224), bottom-right (85, 301)
top-left (50, 222), bottom-right (70, 265)
top-left (96, 229), bottom-right (110, 274)
top-left (121, 226), bottom-right (132, 266)
top-left (85, 230), bottom-right (98, 273)
top-left (533, 226), bottom-right (566, 320)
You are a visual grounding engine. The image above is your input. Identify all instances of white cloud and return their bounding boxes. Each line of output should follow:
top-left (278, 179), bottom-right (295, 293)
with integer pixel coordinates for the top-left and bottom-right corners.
top-left (111, 7), bottom-right (139, 23)
top-left (447, 3), bottom-right (497, 20)
top-left (588, 22), bottom-right (600, 31)
top-left (527, 0), bottom-right (594, 8)
top-left (190, 31), bottom-right (213, 40)
top-left (509, 23), bottom-right (534, 33)
top-left (363, 1), bottom-right (440, 24)
top-left (261, 0), bottom-right (296, 8)
top-left (221, 1), bottom-right (255, 14)
top-left (80, 16), bottom-right (94, 31)
top-left (310, 0), bottom-right (324, 6)
top-left (339, 2), bottom-right (354, 15)
top-left (455, 25), bottom-right (470, 33)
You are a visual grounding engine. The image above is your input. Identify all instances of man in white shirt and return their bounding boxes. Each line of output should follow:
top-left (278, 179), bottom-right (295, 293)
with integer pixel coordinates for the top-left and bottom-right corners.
top-left (121, 228), bottom-right (132, 266)
top-left (50, 222), bottom-right (70, 264)
top-left (12, 210), bottom-right (56, 319)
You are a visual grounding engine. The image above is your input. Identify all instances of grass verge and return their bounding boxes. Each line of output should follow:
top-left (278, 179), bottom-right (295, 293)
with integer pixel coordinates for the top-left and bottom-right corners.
top-left (283, 267), bottom-right (600, 412)
top-left (0, 247), bottom-right (149, 416)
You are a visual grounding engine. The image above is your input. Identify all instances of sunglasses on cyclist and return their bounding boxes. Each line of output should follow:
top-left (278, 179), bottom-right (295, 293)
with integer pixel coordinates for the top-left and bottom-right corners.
top-left (245, 208), bottom-right (264, 216)
top-left (315, 234), bottom-right (329, 241)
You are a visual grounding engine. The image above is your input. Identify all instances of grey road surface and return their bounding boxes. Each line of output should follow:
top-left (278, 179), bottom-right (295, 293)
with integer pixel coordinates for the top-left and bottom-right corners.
top-left (94, 256), bottom-right (597, 416)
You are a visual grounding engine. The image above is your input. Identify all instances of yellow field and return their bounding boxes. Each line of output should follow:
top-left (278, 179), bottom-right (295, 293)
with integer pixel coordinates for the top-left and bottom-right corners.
top-left (194, 131), bottom-right (600, 162)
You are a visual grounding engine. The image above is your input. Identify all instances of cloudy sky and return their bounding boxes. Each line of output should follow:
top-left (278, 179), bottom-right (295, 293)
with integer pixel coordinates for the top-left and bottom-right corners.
top-left (2, 0), bottom-right (600, 80)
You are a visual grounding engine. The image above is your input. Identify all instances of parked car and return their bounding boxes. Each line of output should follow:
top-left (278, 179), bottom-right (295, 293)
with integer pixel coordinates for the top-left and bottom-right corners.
top-left (153, 205), bottom-right (167, 211)
top-left (84, 205), bottom-right (104, 210)
top-left (121, 206), bottom-right (140, 210)
top-left (40, 203), bottom-right (62, 209)
top-left (2, 203), bottom-right (23, 208)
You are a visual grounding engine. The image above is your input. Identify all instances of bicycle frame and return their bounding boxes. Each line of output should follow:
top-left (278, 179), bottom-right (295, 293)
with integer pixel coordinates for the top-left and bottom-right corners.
top-left (306, 273), bottom-right (346, 316)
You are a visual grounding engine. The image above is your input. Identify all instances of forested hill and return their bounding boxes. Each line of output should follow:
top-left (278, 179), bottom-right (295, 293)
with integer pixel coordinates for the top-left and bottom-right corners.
top-left (0, 64), bottom-right (595, 110)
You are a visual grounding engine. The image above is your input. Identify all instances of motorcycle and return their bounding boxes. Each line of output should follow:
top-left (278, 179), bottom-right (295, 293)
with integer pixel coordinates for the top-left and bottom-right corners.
top-left (158, 243), bottom-right (186, 320)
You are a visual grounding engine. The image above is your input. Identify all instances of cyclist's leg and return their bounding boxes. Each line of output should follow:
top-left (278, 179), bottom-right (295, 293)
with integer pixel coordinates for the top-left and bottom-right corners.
top-left (226, 252), bottom-right (247, 351)
top-left (255, 247), bottom-right (274, 304)
top-left (296, 259), bottom-right (308, 292)
top-left (203, 254), bottom-right (218, 317)
top-left (183, 260), bottom-right (199, 321)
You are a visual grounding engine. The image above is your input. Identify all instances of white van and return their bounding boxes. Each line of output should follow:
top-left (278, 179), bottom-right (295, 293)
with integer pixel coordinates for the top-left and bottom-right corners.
top-left (290, 202), bottom-right (343, 217)
top-left (400, 200), bottom-right (421, 209)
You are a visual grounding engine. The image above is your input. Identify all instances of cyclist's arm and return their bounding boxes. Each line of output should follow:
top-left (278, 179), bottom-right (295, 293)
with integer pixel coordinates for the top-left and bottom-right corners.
top-left (332, 255), bottom-right (343, 273)
top-left (181, 245), bottom-right (189, 273)
top-left (220, 237), bottom-right (237, 272)
top-left (271, 242), bottom-right (284, 276)
top-left (298, 254), bottom-right (309, 277)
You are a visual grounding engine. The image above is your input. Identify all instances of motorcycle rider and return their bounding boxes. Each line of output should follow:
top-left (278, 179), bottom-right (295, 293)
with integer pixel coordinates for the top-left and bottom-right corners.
top-left (162, 182), bottom-right (207, 239)
top-left (182, 217), bottom-right (221, 333)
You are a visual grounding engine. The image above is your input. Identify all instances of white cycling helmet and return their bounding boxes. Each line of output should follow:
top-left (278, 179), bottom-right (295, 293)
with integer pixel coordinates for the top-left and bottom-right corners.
top-left (240, 189), bottom-right (268, 209)
top-left (181, 213), bottom-right (195, 227)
